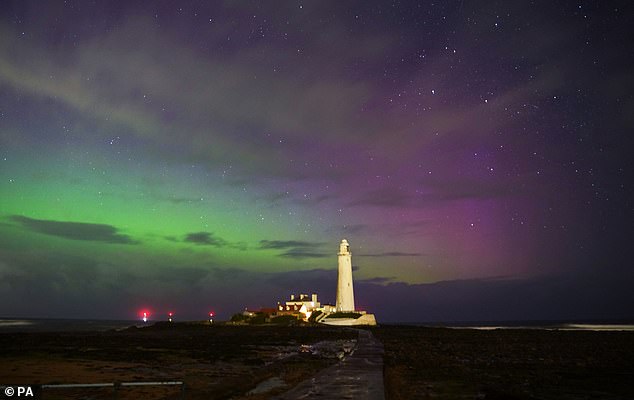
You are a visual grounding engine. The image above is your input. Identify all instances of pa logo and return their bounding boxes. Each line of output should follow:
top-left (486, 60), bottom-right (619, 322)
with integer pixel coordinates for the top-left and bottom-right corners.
top-left (4, 386), bottom-right (34, 397)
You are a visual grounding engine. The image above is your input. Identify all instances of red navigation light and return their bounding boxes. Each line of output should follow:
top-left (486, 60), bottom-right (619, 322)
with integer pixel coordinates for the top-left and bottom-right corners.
top-left (209, 312), bottom-right (214, 317)
top-left (168, 312), bottom-right (173, 317)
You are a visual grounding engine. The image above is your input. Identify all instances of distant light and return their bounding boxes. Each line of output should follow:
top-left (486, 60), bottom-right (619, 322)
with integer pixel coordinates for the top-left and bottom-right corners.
top-left (139, 309), bottom-right (150, 322)
top-left (209, 312), bottom-right (214, 317)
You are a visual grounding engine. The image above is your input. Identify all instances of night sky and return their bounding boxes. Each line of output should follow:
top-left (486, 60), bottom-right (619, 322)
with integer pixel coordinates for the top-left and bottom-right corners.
top-left (1, 1), bottom-right (632, 323)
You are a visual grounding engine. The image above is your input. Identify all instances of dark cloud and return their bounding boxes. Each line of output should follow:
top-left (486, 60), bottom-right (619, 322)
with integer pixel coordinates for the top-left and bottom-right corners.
top-left (231, 242), bottom-right (248, 251)
top-left (326, 222), bottom-right (430, 239)
top-left (279, 249), bottom-right (329, 259)
top-left (184, 232), bottom-right (227, 247)
top-left (343, 224), bottom-right (369, 234)
top-left (0, 8), bottom-right (392, 181)
top-left (260, 190), bottom-right (334, 208)
top-left (9, 215), bottom-right (137, 244)
top-left (259, 240), bottom-right (328, 259)
top-left (354, 268), bottom-right (634, 323)
top-left (263, 191), bottom-right (291, 205)
top-left (0, 248), bottom-right (218, 320)
top-left (1, 232), bottom-right (633, 322)
top-left (357, 276), bottom-right (395, 284)
top-left (348, 187), bottom-right (411, 208)
top-left (359, 252), bottom-right (422, 257)
top-left (174, 232), bottom-right (245, 250)
top-left (348, 177), bottom-right (521, 209)
top-left (293, 194), bottom-right (332, 205)
top-left (418, 176), bottom-right (527, 202)
top-left (259, 240), bottom-right (320, 249)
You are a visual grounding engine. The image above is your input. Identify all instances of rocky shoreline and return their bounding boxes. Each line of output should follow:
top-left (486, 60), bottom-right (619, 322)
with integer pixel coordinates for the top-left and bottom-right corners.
top-left (0, 323), bottom-right (356, 399)
top-left (373, 325), bottom-right (634, 399)
top-left (2, 323), bottom-right (633, 399)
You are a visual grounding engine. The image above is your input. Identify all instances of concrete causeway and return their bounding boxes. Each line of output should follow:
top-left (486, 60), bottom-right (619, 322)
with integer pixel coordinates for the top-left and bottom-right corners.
top-left (274, 329), bottom-right (385, 400)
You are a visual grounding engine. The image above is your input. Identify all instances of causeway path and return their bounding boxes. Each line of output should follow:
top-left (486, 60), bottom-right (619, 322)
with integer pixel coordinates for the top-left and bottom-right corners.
top-left (273, 329), bottom-right (385, 400)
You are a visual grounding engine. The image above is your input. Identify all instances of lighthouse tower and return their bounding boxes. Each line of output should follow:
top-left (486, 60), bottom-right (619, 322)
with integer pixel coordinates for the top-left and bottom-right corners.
top-left (336, 239), bottom-right (355, 312)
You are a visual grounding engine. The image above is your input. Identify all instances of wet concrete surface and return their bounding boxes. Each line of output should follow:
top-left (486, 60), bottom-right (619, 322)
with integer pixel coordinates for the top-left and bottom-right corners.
top-left (273, 329), bottom-right (385, 400)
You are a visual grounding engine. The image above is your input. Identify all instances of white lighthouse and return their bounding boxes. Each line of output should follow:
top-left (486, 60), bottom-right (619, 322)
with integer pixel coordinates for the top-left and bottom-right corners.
top-left (336, 239), bottom-right (355, 312)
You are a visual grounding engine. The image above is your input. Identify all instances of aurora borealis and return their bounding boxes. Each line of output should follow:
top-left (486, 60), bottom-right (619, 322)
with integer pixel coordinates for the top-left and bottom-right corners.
top-left (1, 1), bottom-right (632, 322)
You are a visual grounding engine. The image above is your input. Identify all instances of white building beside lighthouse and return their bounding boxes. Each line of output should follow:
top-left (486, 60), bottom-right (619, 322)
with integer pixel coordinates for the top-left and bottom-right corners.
top-left (336, 239), bottom-right (355, 312)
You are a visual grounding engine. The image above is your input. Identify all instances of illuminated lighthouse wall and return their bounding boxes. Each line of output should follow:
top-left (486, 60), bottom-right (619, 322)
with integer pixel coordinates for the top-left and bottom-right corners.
top-left (336, 239), bottom-right (355, 312)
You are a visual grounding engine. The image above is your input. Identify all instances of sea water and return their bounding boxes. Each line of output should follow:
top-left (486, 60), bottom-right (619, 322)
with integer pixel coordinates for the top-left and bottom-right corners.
top-left (0, 318), bottom-right (140, 332)
top-left (391, 320), bottom-right (634, 331)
